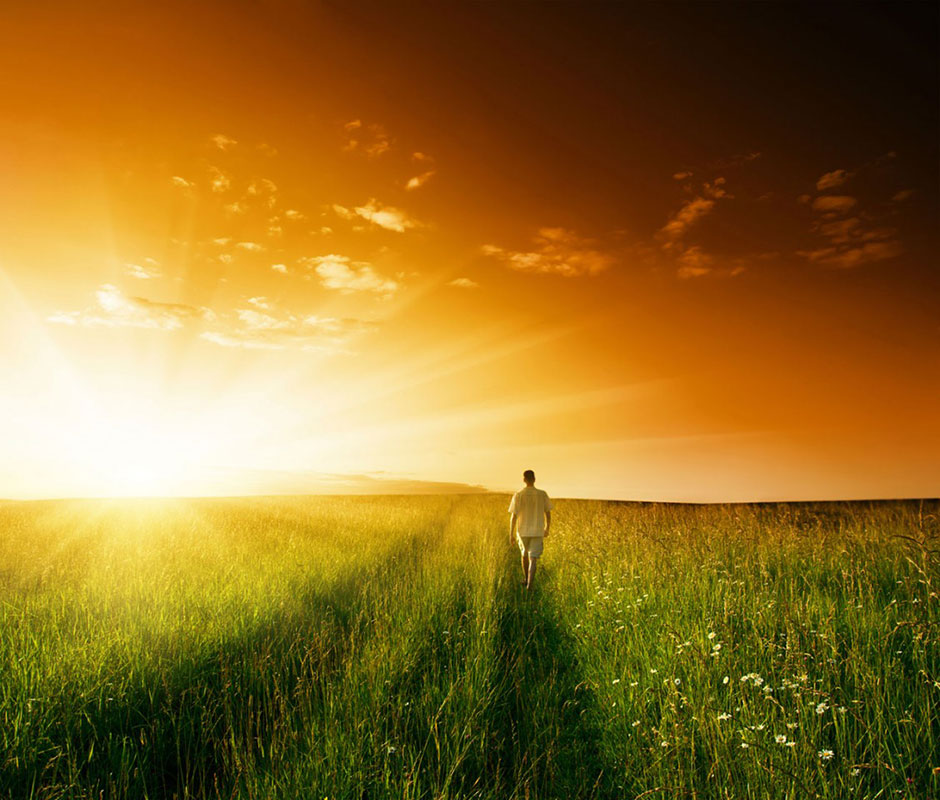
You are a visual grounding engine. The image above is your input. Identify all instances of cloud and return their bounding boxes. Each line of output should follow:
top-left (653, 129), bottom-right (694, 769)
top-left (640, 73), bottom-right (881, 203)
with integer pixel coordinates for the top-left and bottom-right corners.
top-left (301, 254), bottom-right (399, 295)
top-left (235, 241), bottom-right (264, 252)
top-left (124, 259), bottom-right (161, 280)
top-left (799, 240), bottom-right (903, 269)
top-left (246, 178), bottom-right (278, 208)
top-left (202, 306), bottom-right (374, 352)
top-left (224, 201), bottom-right (247, 215)
top-left (271, 263), bottom-right (288, 273)
top-left (46, 285), bottom-right (377, 353)
top-left (332, 199), bottom-right (420, 232)
top-left (816, 169), bottom-right (851, 191)
top-left (481, 227), bottom-right (615, 277)
top-left (447, 277), bottom-right (479, 288)
top-left (892, 189), bottom-right (914, 202)
top-left (672, 171), bottom-right (693, 180)
top-left (210, 134), bottom-right (237, 151)
top-left (341, 119), bottom-right (391, 157)
top-left (676, 246), bottom-right (713, 278)
top-left (406, 171), bottom-right (436, 190)
top-left (47, 284), bottom-right (208, 331)
top-left (658, 178), bottom-right (730, 241)
top-left (811, 195), bottom-right (857, 214)
top-left (207, 166), bottom-right (231, 193)
top-left (406, 151), bottom-right (436, 190)
top-left (170, 176), bottom-right (194, 189)
top-left (256, 142), bottom-right (278, 157)
top-left (801, 186), bottom-right (902, 268)
top-left (711, 151), bottom-right (761, 169)
top-left (284, 209), bottom-right (305, 220)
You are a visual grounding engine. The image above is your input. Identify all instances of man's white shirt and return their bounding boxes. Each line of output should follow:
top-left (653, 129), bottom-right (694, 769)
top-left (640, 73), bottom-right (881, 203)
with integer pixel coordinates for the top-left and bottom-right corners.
top-left (508, 486), bottom-right (553, 537)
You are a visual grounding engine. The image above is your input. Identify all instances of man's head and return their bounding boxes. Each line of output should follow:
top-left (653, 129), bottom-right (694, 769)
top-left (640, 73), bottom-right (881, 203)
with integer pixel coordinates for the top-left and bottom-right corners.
top-left (523, 469), bottom-right (535, 486)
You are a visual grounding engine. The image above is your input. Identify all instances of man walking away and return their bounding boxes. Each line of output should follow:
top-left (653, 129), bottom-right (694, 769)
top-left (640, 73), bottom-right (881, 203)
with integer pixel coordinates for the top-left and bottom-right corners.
top-left (509, 469), bottom-right (553, 591)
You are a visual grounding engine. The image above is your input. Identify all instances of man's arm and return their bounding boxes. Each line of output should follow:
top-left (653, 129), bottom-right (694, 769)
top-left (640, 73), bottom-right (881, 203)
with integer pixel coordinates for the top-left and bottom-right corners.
top-left (544, 510), bottom-right (551, 536)
top-left (510, 512), bottom-right (518, 543)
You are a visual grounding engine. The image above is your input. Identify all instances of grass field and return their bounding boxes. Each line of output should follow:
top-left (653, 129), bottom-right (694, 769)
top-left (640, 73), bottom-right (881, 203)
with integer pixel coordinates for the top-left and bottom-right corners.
top-left (0, 495), bottom-right (937, 799)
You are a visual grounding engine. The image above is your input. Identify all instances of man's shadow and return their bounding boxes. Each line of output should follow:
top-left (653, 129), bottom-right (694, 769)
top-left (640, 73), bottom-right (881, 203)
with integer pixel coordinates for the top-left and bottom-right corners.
top-left (487, 563), bottom-right (611, 798)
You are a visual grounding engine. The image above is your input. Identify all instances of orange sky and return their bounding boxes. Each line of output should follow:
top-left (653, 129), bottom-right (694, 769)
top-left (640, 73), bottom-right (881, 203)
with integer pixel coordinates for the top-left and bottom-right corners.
top-left (1, 1), bottom-right (937, 501)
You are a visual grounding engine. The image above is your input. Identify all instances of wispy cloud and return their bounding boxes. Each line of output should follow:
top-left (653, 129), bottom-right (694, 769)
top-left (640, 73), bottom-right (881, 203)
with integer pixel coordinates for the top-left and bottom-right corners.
top-left (658, 178), bottom-right (730, 241)
top-left (406, 152), bottom-right (436, 190)
top-left (170, 176), bottom-right (194, 189)
top-left (246, 178), bottom-right (278, 209)
top-left (47, 284), bottom-right (375, 353)
top-left (341, 119), bottom-right (391, 157)
top-left (676, 246), bottom-right (713, 279)
top-left (207, 165), bottom-right (231, 193)
top-left (816, 169), bottom-right (851, 191)
top-left (202, 310), bottom-right (372, 352)
top-left (301, 254), bottom-right (400, 296)
top-left (47, 284), bottom-right (208, 330)
top-left (481, 227), bottom-right (615, 277)
top-left (210, 133), bottom-right (237, 151)
top-left (799, 183), bottom-right (902, 269)
top-left (656, 174), bottom-right (739, 279)
top-left (124, 259), bottom-right (161, 280)
top-left (332, 199), bottom-right (420, 232)
top-left (235, 241), bottom-right (265, 252)
top-left (448, 277), bottom-right (479, 288)
top-left (811, 195), bottom-right (857, 214)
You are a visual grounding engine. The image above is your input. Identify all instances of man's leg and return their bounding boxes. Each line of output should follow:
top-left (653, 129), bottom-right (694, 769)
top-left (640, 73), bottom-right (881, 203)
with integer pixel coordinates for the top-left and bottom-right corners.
top-left (520, 552), bottom-right (529, 583)
top-left (526, 556), bottom-right (537, 589)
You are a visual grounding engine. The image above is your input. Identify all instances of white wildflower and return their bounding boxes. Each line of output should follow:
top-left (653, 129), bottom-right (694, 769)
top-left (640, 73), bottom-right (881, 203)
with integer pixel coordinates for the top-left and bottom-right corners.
top-left (818, 749), bottom-right (834, 761)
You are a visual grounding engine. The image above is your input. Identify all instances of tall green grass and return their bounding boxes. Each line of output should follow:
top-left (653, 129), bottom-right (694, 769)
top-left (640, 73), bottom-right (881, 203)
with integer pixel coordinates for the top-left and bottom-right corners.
top-left (0, 495), bottom-right (936, 798)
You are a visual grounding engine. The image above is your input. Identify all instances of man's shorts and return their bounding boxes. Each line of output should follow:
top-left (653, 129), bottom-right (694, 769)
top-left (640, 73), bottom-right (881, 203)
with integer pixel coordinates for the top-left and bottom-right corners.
top-left (517, 535), bottom-right (544, 559)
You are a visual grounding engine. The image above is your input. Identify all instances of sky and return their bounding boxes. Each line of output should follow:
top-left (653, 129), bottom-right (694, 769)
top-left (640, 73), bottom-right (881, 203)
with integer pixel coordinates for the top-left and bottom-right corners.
top-left (0, 0), bottom-right (937, 501)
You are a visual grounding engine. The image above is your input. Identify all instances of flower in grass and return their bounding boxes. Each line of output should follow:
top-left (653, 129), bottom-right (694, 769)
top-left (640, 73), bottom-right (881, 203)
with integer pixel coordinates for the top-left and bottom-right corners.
top-left (632, 720), bottom-right (640, 727)
top-left (740, 742), bottom-right (749, 749)
top-left (818, 749), bottom-right (834, 761)
top-left (674, 678), bottom-right (681, 686)
top-left (775, 735), bottom-right (787, 745)
top-left (815, 701), bottom-right (829, 715)
top-left (850, 768), bottom-right (861, 777)
top-left (717, 712), bottom-right (731, 721)
top-left (786, 722), bottom-right (798, 730)
top-left (612, 678), bottom-right (621, 685)
top-left (661, 740), bottom-right (669, 748)
top-left (785, 741), bottom-right (796, 748)
top-left (650, 668), bottom-right (658, 674)
top-left (723, 676), bottom-right (729, 685)
top-left (708, 631), bottom-right (717, 640)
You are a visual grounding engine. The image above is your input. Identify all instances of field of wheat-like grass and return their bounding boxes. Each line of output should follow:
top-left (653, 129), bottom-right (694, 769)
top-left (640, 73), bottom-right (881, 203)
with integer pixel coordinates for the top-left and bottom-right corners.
top-left (0, 495), bottom-right (936, 799)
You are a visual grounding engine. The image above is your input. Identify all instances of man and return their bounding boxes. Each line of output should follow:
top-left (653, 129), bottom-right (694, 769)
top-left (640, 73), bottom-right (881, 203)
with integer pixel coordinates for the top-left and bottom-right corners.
top-left (508, 469), bottom-right (553, 590)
